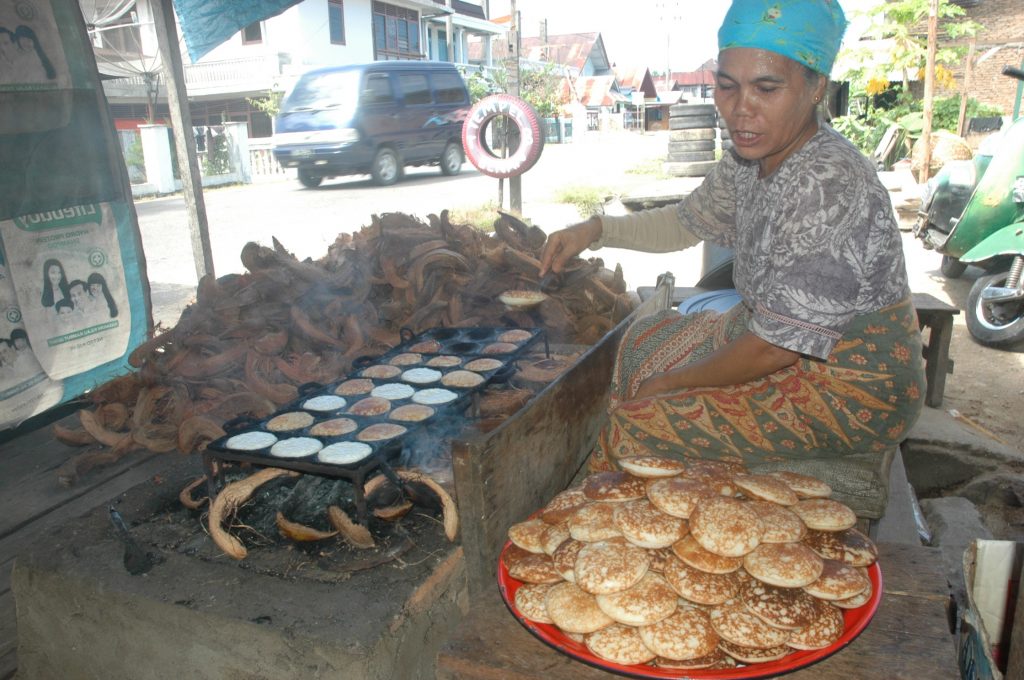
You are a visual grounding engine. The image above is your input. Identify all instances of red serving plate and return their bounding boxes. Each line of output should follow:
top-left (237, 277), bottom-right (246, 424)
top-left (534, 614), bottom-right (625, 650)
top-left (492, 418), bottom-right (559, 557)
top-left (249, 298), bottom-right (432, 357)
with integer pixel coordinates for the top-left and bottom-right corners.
top-left (497, 541), bottom-right (882, 679)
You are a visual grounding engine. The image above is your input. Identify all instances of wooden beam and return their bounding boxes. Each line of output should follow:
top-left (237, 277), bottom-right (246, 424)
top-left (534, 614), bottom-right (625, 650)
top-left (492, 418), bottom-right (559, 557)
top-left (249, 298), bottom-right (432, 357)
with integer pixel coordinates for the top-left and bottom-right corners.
top-left (507, 2), bottom-right (522, 214)
top-left (151, 0), bottom-right (215, 281)
top-left (918, 0), bottom-right (939, 185)
top-left (957, 39), bottom-right (976, 137)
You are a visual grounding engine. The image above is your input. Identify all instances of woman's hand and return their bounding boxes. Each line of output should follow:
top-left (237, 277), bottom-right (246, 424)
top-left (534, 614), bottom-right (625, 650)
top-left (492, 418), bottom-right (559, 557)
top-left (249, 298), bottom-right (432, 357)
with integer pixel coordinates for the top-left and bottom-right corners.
top-left (539, 216), bottom-right (603, 276)
top-left (634, 374), bottom-right (672, 400)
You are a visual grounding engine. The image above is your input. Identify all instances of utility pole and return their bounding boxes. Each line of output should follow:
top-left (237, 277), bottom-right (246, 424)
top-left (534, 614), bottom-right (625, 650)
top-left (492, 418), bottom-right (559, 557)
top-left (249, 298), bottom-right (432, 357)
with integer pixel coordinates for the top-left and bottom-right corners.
top-left (957, 39), bottom-right (976, 137)
top-left (919, 0), bottom-right (939, 185)
top-left (508, 0), bottom-right (522, 213)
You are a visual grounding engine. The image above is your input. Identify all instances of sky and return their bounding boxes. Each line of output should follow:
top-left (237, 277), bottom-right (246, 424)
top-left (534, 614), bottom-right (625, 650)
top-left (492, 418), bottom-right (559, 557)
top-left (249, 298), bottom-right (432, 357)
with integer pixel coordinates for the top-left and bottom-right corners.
top-left (486, 0), bottom-right (879, 74)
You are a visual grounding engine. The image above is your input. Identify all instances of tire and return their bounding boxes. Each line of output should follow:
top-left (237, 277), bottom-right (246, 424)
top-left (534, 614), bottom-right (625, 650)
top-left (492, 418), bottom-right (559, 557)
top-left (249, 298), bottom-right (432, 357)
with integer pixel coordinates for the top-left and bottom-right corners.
top-left (462, 94), bottom-right (544, 179)
top-left (966, 271), bottom-right (1024, 348)
top-left (297, 168), bottom-right (323, 189)
top-left (669, 103), bottom-right (717, 117)
top-left (669, 115), bottom-right (717, 130)
top-left (666, 150), bottom-right (717, 163)
top-left (663, 160), bottom-right (719, 177)
top-left (940, 255), bottom-right (967, 279)
top-left (668, 140), bottom-right (715, 153)
top-left (669, 128), bottom-right (715, 142)
top-left (719, 127), bottom-right (731, 140)
top-left (439, 141), bottom-right (463, 176)
top-left (371, 147), bottom-right (401, 186)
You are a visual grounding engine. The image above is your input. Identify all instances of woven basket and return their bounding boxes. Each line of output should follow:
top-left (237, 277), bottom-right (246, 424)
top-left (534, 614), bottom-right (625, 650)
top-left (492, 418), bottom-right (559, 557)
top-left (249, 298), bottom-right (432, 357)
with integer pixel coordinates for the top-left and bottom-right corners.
top-left (911, 130), bottom-right (974, 178)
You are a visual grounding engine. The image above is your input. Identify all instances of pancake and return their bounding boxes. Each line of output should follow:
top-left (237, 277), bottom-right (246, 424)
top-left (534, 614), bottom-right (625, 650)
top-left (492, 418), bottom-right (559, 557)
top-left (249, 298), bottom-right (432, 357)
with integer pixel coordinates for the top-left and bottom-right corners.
top-left (568, 503), bottom-right (621, 542)
top-left (508, 553), bottom-right (563, 585)
top-left (545, 582), bottom-right (615, 634)
top-left (334, 378), bottom-right (375, 396)
top-left (541, 522), bottom-right (572, 555)
top-left (464, 358), bottom-right (504, 372)
top-left (638, 607), bottom-right (719, 661)
top-left (584, 623), bottom-right (657, 666)
top-left (733, 474), bottom-right (799, 506)
top-left (514, 582), bottom-right (555, 624)
top-left (747, 501), bottom-right (807, 543)
top-left (613, 499), bottom-right (689, 549)
top-left (349, 397), bottom-right (392, 417)
top-left (743, 542), bottom-right (824, 588)
top-left (426, 355), bottom-right (462, 368)
top-left (498, 329), bottom-right (534, 343)
top-left (552, 539), bottom-right (585, 582)
top-left (502, 543), bottom-right (534, 571)
top-left (441, 370), bottom-right (486, 388)
top-left (508, 518), bottom-right (550, 554)
top-left (768, 470), bottom-right (833, 498)
top-left (317, 441), bottom-right (373, 466)
top-left (671, 535), bottom-right (743, 574)
top-left (718, 639), bottom-right (792, 664)
top-left (360, 364), bottom-right (402, 380)
top-left (583, 471), bottom-right (647, 503)
top-left (482, 342), bottom-right (518, 354)
top-left (646, 478), bottom-right (715, 519)
top-left (269, 437), bottom-right (322, 458)
top-left (542, 488), bottom-right (589, 524)
top-left (680, 460), bottom-right (744, 496)
top-left (653, 647), bottom-right (730, 669)
top-left (689, 496), bottom-right (763, 557)
top-left (574, 540), bottom-right (650, 595)
top-left (301, 395), bottom-right (347, 412)
top-left (803, 528), bottom-right (879, 567)
top-left (834, 573), bottom-right (873, 609)
top-left (356, 422), bottom-right (407, 442)
top-left (786, 602), bottom-right (845, 650)
top-left (412, 388), bottom-right (459, 405)
top-left (266, 411), bottom-right (315, 432)
top-left (619, 455), bottom-right (688, 478)
top-left (401, 367), bottom-right (442, 384)
top-left (388, 352), bottom-right (423, 366)
top-left (225, 431), bottom-right (277, 451)
top-left (740, 579), bottom-right (820, 630)
top-left (647, 547), bottom-right (676, 574)
top-left (309, 417), bottom-right (358, 437)
top-left (791, 499), bottom-right (858, 531)
top-left (595, 572), bottom-right (677, 626)
top-left (709, 601), bottom-right (791, 648)
top-left (408, 339), bottom-right (442, 353)
top-left (371, 383), bottom-right (416, 401)
top-left (389, 404), bottom-right (435, 422)
top-left (803, 559), bottom-right (870, 600)
top-left (662, 557), bottom-right (742, 605)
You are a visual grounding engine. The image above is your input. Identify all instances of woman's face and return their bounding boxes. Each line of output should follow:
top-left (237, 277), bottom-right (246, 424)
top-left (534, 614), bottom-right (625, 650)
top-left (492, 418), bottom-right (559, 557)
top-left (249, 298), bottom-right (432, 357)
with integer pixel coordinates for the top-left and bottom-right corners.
top-left (714, 48), bottom-right (826, 177)
top-left (90, 282), bottom-right (102, 297)
top-left (47, 264), bottom-right (61, 285)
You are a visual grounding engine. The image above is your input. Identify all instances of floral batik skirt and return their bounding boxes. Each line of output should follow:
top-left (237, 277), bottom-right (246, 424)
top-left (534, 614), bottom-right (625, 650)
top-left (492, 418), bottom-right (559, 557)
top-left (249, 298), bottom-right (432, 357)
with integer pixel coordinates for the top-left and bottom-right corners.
top-left (591, 298), bottom-right (926, 472)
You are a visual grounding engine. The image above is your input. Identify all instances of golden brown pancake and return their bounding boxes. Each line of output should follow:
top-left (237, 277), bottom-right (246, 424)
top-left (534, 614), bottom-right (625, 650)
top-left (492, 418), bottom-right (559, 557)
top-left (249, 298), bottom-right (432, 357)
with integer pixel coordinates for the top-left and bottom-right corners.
top-left (768, 470), bottom-right (833, 498)
top-left (568, 503), bottom-right (621, 542)
top-left (482, 342), bottom-right (519, 354)
top-left (360, 364), bottom-right (402, 379)
top-left (574, 540), bottom-right (650, 595)
top-left (613, 499), bottom-right (689, 549)
top-left (718, 639), bottom-right (792, 663)
top-left (584, 623), bottom-right (656, 665)
top-left (334, 378), bottom-right (375, 396)
top-left (498, 329), bottom-right (534, 343)
top-left (441, 369), bottom-right (486, 388)
top-left (709, 600), bottom-right (791, 648)
top-left (464, 357), bottom-right (504, 372)
top-left (541, 522), bottom-right (571, 555)
top-left (834, 573), bottom-right (873, 609)
top-left (638, 607), bottom-right (719, 661)
top-left (348, 397), bottom-right (392, 417)
top-left (733, 473), bottom-right (799, 506)
top-left (652, 647), bottom-right (730, 669)
top-left (426, 355), bottom-right (462, 368)
top-left (542, 488), bottom-right (589, 524)
top-left (646, 477), bottom-right (715, 519)
top-left (388, 352), bottom-right (423, 366)
top-left (266, 411), bottom-right (315, 432)
top-left (514, 583), bottom-right (555, 624)
top-left (545, 582), bottom-right (614, 634)
top-left (618, 455), bottom-right (687, 478)
top-left (740, 579), bottom-right (820, 630)
top-left (508, 518), bottom-right (550, 554)
top-left (672, 534), bottom-right (743, 574)
top-left (791, 499), bottom-right (858, 531)
top-left (689, 496), bottom-right (763, 557)
top-left (508, 553), bottom-right (563, 584)
top-left (742, 542), bottom-right (824, 588)
top-left (389, 404), bottom-right (435, 422)
top-left (552, 539), bottom-right (585, 582)
top-left (802, 559), bottom-right (870, 601)
top-left (786, 601), bottom-right (845, 650)
top-left (662, 557), bottom-right (742, 605)
top-left (355, 422), bottom-right (406, 442)
top-left (803, 528), bottom-right (879, 567)
top-left (747, 500), bottom-right (807, 543)
top-left (408, 339), bottom-right (442, 353)
top-left (594, 572), bottom-right (678, 626)
top-left (584, 471), bottom-right (647, 502)
top-left (309, 417), bottom-right (359, 437)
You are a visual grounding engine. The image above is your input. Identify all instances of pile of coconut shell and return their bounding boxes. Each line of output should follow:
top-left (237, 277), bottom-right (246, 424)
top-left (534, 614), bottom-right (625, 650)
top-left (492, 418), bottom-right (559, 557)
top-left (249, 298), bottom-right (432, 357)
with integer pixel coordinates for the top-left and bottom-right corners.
top-left (53, 211), bottom-right (637, 483)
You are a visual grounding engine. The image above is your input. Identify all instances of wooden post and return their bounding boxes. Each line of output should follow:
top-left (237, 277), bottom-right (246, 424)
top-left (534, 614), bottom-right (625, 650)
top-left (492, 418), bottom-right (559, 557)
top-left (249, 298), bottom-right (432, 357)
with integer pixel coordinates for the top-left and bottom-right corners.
top-left (151, 0), bottom-right (216, 281)
top-left (507, 2), bottom-right (522, 213)
top-left (957, 40), bottom-right (976, 137)
top-left (918, 0), bottom-right (939, 185)
top-left (445, 0), bottom-right (455, 62)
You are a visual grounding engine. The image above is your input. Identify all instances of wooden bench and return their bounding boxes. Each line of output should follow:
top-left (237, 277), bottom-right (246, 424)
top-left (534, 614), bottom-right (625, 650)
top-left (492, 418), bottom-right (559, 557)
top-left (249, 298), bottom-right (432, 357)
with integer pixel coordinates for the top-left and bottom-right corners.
top-left (635, 287), bottom-right (960, 407)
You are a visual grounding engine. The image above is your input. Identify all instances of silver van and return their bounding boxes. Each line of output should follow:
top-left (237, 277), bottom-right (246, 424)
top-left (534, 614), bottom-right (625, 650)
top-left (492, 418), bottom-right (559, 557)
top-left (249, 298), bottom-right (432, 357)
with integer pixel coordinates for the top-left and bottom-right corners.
top-left (272, 61), bottom-right (470, 187)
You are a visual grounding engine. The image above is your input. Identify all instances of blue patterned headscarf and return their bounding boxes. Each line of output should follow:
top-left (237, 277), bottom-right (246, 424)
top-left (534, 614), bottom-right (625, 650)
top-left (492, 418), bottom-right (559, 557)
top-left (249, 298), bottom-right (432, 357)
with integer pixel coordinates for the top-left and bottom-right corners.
top-left (718, 0), bottom-right (848, 76)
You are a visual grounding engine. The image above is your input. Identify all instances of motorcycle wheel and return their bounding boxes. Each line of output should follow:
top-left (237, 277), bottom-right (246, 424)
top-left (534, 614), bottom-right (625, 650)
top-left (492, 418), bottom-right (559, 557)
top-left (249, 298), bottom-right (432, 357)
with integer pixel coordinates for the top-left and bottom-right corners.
top-left (940, 255), bottom-right (967, 279)
top-left (966, 272), bottom-right (1024, 349)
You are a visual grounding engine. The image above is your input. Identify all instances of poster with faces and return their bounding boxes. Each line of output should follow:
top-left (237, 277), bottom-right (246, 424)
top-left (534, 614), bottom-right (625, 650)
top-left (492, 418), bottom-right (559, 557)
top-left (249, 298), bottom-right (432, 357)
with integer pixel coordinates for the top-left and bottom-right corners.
top-left (0, 254), bottom-right (63, 428)
top-left (0, 0), bottom-right (70, 90)
top-left (0, 202), bottom-right (131, 379)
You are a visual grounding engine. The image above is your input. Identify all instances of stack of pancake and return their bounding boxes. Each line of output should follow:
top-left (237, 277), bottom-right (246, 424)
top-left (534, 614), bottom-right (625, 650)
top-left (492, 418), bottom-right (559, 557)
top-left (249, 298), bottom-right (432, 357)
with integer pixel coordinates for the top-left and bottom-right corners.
top-left (503, 456), bottom-right (878, 671)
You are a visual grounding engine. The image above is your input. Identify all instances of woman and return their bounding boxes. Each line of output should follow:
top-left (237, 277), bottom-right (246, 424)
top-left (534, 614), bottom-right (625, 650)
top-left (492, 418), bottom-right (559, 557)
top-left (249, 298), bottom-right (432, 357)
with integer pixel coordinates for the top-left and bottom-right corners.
top-left (87, 273), bottom-right (118, 318)
top-left (540, 0), bottom-right (925, 472)
top-left (40, 259), bottom-right (70, 309)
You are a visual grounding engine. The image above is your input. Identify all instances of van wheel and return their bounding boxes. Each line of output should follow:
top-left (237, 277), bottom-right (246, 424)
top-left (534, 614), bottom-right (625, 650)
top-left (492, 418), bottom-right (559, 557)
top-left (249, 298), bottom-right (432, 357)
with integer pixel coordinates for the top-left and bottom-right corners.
top-left (298, 169), bottom-right (323, 188)
top-left (371, 148), bottom-right (400, 186)
top-left (440, 142), bottom-right (463, 176)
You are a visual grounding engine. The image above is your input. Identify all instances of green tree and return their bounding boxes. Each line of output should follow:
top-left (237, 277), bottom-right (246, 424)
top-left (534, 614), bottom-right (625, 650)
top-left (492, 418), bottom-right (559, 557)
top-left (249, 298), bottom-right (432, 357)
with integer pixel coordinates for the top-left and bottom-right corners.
top-left (460, 62), bottom-right (566, 117)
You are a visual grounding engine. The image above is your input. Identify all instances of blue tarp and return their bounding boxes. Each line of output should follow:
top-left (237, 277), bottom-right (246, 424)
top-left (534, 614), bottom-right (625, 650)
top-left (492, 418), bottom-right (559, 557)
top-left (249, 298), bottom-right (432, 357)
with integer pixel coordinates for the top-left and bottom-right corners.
top-left (174, 0), bottom-right (303, 62)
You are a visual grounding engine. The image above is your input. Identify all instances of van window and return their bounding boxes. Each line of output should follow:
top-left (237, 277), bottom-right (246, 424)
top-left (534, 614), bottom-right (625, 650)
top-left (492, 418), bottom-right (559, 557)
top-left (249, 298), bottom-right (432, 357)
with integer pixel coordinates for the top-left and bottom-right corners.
top-left (363, 73), bottom-right (395, 105)
top-left (432, 72), bottom-right (467, 104)
top-left (398, 73), bottom-right (432, 105)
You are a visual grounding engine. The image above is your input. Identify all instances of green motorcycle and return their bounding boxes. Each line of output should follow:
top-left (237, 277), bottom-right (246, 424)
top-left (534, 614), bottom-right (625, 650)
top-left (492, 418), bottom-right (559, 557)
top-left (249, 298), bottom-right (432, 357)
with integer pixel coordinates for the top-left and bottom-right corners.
top-left (914, 65), bottom-right (1024, 348)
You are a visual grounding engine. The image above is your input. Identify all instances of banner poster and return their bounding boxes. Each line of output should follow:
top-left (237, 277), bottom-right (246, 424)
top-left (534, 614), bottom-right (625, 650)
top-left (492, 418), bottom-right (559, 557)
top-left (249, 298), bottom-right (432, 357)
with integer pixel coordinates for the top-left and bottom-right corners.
top-left (1, 202), bottom-right (136, 381)
top-left (0, 251), bottom-right (64, 428)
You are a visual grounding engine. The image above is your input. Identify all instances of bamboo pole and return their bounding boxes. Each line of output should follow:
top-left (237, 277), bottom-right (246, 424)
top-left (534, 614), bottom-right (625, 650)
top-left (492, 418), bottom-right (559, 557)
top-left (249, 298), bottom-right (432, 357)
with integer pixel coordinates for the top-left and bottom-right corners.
top-left (957, 39), bottom-right (976, 137)
top-left (918, 0), bottom-right (939, 184)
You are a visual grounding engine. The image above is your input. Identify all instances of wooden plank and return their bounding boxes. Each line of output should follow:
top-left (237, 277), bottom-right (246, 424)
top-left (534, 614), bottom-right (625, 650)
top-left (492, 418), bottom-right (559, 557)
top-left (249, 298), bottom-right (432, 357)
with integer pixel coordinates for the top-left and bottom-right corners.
top-left (436, 543), bottom-right (959, 680)
top-left (0, 590), bottom-right (15, 680)
top-left (875, 447), bottom-right (924, 545)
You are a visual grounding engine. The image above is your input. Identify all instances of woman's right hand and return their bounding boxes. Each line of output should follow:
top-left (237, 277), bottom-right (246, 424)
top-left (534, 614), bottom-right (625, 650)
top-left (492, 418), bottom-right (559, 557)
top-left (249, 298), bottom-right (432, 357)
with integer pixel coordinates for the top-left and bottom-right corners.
top-left (538, 216), bottom-right (603, 276)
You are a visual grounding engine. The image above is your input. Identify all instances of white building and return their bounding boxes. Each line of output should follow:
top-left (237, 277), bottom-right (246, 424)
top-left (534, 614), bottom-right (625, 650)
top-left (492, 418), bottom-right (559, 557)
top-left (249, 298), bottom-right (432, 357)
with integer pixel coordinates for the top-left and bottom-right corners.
top-left (94, 0), bottom-right (503, 137)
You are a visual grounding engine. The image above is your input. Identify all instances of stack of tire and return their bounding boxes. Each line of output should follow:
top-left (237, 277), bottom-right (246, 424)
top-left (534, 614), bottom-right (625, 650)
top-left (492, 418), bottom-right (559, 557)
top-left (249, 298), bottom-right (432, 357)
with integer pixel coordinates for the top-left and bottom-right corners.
top-left (719, 114), bottom-right (733, 153)
top-left (665, 103), bottom-right (718, 178)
